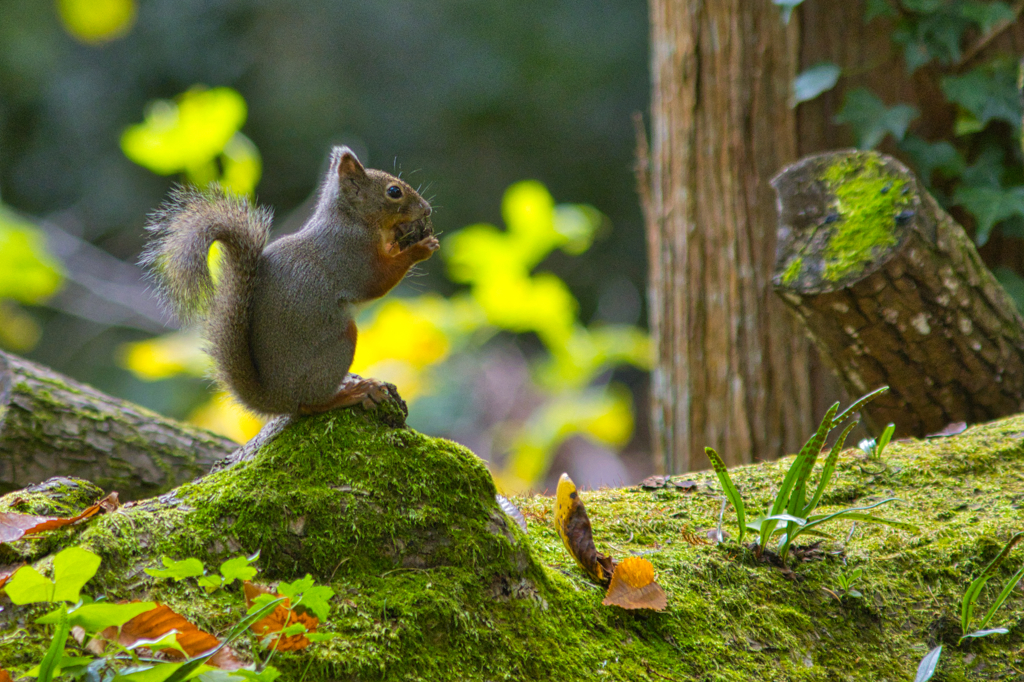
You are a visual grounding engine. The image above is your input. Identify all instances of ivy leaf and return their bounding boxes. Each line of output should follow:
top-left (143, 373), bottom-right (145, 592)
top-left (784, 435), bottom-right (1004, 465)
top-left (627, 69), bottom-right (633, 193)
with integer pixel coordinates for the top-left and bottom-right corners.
top-left (959, 1), bottom-right (1015, 33)
top-left (834, 88), bottom-right (919, 149)
top-left (942, 63), bottom-right (1021, 133)
top-left (960, 145), bottom-right (1006, 188)
top-left (893, 11), bottom-right (971, 71)
top-left (793, 62), bottom-right (841, 105)
top-left (952, 184), bottom-right (1024, 245)
top-left (900, 135), bottom-right (965, 184)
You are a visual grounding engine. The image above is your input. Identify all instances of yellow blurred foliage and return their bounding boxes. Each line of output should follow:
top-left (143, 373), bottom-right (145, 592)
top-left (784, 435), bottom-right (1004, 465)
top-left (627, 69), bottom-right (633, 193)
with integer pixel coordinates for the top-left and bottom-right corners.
top-left (189, 391), bottom-right (265, 443)
top-left (350, 298), bottom-right (452, 400)
top-left (499, 384), bottom-right (635, 492)
top-left (57, 0), bottom-right (136, 44)
top-left (0, 207), bottom-right (64, 352)
top-left (119, 331), bottom-right (209, 381)
top-left (121, 88), bottom-right (260, 195)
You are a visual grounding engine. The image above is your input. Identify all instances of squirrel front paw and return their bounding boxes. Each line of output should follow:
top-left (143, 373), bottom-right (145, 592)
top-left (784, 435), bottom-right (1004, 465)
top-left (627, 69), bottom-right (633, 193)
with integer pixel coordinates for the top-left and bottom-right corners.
top-left (404, 235), bottom-right (440, 262)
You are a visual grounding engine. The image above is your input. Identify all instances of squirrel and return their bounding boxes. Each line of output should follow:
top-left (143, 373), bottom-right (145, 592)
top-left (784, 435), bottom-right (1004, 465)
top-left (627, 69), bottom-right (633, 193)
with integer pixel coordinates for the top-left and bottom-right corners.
top-left (141, 145), bottom-right (439, 416)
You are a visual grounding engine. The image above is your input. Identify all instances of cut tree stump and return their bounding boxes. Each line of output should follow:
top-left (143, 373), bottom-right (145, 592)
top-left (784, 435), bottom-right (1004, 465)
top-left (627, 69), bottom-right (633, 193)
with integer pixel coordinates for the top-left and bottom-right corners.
top-left (771, 150), bottom-right (1024, 438)
top-left (0, 350), bottom-right (236, 499)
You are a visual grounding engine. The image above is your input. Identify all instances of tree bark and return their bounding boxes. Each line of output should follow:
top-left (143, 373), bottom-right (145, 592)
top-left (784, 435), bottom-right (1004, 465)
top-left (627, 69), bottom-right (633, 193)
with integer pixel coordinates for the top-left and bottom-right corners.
top-left (772, 150), bottom-right (1024, 437)
top-left (0, 350), bottom-right (236, 500)
top-left (640, 0), bottom-right (814, 472)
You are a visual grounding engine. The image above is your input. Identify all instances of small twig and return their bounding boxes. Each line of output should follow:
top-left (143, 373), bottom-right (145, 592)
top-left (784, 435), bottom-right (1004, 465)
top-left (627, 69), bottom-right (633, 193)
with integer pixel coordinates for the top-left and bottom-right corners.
top-left (956, 0), bottom-right (1024, 70)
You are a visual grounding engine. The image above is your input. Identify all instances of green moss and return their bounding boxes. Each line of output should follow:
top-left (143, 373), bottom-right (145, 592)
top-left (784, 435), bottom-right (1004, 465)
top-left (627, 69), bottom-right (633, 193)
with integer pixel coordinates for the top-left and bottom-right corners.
top-left (781, 256), bottom-right (803, 284)
top-left (820, 153), bottom-right (911, 282)
top-left (3, 406), bottom-right (1024, 680)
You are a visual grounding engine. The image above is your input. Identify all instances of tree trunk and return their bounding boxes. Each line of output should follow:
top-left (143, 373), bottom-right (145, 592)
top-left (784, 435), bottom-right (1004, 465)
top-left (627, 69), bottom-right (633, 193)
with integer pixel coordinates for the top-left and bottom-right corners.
top-left (772, 150), bottom-right (1024, 437)
top-left (640, 0), bottom-right (814, 472)
top-left (0, 350), bottom-right (236, 500)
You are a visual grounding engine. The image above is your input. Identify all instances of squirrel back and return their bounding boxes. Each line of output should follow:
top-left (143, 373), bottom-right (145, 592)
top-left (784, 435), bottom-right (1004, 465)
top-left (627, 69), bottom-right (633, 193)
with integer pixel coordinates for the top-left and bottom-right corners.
top-left (142, 146), bottom-right (437, 415)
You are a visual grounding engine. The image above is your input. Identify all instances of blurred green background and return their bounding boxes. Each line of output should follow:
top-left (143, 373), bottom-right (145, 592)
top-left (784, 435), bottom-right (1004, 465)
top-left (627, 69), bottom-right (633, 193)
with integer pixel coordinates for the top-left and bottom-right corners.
top-left (0, 0), bottom-right (653, 492)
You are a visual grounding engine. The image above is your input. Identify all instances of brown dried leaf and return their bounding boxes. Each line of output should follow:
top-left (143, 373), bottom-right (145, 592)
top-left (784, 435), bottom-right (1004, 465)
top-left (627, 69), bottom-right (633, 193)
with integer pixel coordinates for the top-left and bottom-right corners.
top-left (602, 557), bottom-right (666, 611)
top-left (553, 473), bottom-right (615, 586)
top-left (0, 492), bottom-right (121, 543)
top-left (93, 603), bottom-right (244, 670)
top-left (0, 668), bottom-right (10, 682)
top-left (242, 581), bottom-right (318, 652)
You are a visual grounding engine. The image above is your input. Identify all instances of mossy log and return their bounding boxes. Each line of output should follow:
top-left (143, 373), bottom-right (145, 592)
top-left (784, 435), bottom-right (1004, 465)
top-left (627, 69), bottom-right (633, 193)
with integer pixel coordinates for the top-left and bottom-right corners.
top-left (0, 350), bottom-right (236, 500)
top-left (772, 150), bottom-right (1024, 439)
top-left (3, 391), bottom-right (1024, 680)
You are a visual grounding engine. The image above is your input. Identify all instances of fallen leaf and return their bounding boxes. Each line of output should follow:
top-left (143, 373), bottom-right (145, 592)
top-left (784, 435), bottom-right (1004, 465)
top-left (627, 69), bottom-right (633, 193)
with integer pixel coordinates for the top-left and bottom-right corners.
top-left (0, 668), bottom-right (10, 682)
top-left (602, 556), bottom-right (667, 611)
top-left (927, 422), bottom-right (967, 438)
top-left (553, 473), bottom-right (615, 586)
top-left (243, 581), bottom-right (319, 651)
top-left (93, 603), bottom-right (244, 670)
top-left (0, 492), bottom-right (120, 543)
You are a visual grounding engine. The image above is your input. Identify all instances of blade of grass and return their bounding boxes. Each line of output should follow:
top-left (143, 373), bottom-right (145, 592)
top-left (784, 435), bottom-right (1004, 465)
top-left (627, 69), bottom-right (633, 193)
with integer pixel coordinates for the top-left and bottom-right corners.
top-left (914, 645), bottom-right (941, 682)
top-left (832, 386), bottom-right (889, 428)
top-left (976, 563), bottom-right (1024, 632)
top-left (38, 603), bottom-right (70, 682)
top-left (761, 403), bottom-right (838, 550)
top-left (705, 447), bottom-right (745, 544)
top-left (803, 421), bottom-right (857, 517)
top-left (961, 531), bottom-right (1024, 634)
top-left (795, 498), bottom-right (902, 537)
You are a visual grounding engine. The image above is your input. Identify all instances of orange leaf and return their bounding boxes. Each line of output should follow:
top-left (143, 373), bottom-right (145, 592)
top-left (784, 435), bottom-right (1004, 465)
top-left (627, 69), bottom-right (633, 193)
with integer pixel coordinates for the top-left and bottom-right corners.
top-left (553, 473), bottom-right (615, 586)
top-left (243, 581), bottom-right (318, 651)
top-left (0, 492), bottom-right (121, 543)
top-left (95, 603), bottom-right (244, 670)
top-left (0, 668), bottom-right (11, 682)
top-left (602, 556), bottom-right (667, 611)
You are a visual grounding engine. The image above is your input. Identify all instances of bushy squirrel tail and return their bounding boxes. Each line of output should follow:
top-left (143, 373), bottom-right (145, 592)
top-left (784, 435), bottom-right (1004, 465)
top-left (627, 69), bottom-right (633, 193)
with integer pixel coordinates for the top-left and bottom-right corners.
top-left (142, 185), bottom-right (272, 407)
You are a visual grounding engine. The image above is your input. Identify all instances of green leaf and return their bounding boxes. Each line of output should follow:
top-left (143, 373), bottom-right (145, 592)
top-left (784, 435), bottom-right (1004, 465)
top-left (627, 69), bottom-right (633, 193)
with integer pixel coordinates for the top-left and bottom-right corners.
top-left (952, 185), bottom-right (1024, 245)
top-left (279, 576), bottom-right (334, 621)
top-left (832, 386), bottom-right (889, 427)
top-left (977, 565), bottom-right (1024, 631)
top-left (835, 89), bottom-right (919, 149)
top-left (864, 0), bottom-right (896, 21)
top-left (793, 62), bottom-right (841, 104)
top-left (803, 421), bottom-right (858, 517)
top-left (961, 627), bottom-right (1010, 641)
top-left (228, 666), bottom-right (281, 682)
top-left (962, 531), bottom-right (1024, 633)
top-left (900, 135), bottom-right (965, 184)
top-left (705, 447), bottom-right (746, 544)
top-left (37, 601), bottom-right (157, 632)
top-left (875, 423), bottom-right (895, 459)
top-left (145, 557), bottom-right (206, 581)
top-left (796, 498), bottom-right (904, 538)
top-left (993, 267), bottom-right (1024, 313)
top-left (942, 64), bottom-right (1021, 132)
top-left (197, 575), bottom-right (224, 592)
top-left (38, 603), bottom-right (70, 682)
top-left (5, 565), bottom-right (56, 604)
top-left (52, 547), bottom-right (102, 603)
top-left (959, 1), bottom-right (1015, 33)
top-left (219, 552), bottom-right (259, 584)
top-left (914, 645), bottom-right (942, 682)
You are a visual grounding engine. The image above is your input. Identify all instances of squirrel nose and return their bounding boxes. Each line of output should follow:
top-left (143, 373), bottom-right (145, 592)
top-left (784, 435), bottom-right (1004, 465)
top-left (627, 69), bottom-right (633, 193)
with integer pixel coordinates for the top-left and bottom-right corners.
top-left (422, 203), bottom-right (432, 217)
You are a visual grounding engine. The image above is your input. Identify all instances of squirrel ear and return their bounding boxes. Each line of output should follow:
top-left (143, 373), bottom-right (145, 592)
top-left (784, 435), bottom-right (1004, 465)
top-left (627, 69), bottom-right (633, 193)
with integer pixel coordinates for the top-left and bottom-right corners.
top-left (334, 146), bottom-right (366, 180)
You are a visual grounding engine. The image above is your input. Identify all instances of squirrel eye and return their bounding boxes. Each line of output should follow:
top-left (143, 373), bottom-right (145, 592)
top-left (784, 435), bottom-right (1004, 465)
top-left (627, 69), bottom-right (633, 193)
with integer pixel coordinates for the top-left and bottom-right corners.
top-left (386, 185), bottom-right (403, 199)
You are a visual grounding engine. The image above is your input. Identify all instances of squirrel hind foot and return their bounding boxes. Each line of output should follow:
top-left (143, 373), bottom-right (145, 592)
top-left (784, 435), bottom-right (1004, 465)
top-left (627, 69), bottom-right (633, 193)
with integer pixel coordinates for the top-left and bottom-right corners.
top-left (297, 374), bottom-right (402, 415)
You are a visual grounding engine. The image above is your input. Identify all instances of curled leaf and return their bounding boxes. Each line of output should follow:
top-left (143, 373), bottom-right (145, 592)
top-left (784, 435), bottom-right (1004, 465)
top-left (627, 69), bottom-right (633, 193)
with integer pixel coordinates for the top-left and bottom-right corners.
top-left (243, 581), bottom-right (320, 652)
top-left (602, 557), bottom-right (667, 611)
top-left (0, 492), bottom-right (119, 544)
top-left (553, 473), bottom-right (615, 585)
